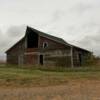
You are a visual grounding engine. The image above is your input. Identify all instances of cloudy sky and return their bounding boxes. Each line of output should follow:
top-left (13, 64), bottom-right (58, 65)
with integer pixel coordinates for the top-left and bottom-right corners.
top-left (0, 0), bottom-right (100, 60)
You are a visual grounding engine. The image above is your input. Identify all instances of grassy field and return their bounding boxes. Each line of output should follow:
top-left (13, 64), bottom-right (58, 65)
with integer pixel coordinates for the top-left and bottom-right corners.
top-left (0, 65), bottom-right (100, 88)
top-left (0, 65), bottom-right (100, 99)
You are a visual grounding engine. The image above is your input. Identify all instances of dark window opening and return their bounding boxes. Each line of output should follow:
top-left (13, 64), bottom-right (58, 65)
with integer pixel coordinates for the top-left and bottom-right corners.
top-left (27, 29), bottom-right (38, 48)
top-left (40, 55), bottom-right (43, 65)
top-left (43, 42), bottom-right (48, 48)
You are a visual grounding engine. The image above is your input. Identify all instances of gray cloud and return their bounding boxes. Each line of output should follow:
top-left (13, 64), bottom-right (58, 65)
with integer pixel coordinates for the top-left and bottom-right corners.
top-left (7, 25), bottom-right (26, 38)
top-left (70, 0), bottom-right (100, 14)
top-left (0, 25), bottom-right (26, 61)
top-left (74, 33), bottom-right (100, 56)
top-left (51, 10), bottom-right (67, 22)
top-left (71, 3), bottom-right (93, 14)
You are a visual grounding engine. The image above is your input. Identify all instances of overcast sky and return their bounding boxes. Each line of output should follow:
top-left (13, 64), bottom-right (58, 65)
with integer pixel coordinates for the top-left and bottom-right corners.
top-left (0, 0), bottom-right (100, 60)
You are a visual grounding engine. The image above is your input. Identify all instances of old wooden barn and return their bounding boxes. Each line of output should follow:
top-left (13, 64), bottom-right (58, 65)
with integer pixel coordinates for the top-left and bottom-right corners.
top-left (6, 26), bottom-right (92, 67)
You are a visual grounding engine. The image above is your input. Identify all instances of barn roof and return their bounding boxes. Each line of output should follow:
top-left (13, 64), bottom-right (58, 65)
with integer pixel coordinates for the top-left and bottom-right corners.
top-left (27, 26), bottom-right (91, 52)
top-left (27, 26), bottom-right (70, 46)
top-left (6, 26), bottom-right (91, 53)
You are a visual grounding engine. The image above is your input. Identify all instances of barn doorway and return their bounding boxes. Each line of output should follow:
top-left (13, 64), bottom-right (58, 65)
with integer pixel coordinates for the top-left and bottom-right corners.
top-left (40, 55), bottom-right (43, 65)
top-left (79, 54), bottom-right (82, 66)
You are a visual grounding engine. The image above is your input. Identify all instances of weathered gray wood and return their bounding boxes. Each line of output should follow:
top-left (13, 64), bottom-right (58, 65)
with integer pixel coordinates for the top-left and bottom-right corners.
top-left (71, 46), bottom-right (74, 68)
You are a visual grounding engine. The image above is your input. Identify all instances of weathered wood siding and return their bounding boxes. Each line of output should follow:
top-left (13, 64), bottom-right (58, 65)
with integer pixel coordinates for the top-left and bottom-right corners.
top-left (43, 49), bottom-right (71, 66)
top-left (38, 36), bottom-right (72, 66)
top-left (24, 53), bottom-right (39, 65)
top-left (39, 36), bottom-right (67, 50)
top-left (73, 48), bottom-right (92, 66)
top-left (7, 38), bottom-right (26, 65)
top-left (6, 28), bottom-right (92, 67)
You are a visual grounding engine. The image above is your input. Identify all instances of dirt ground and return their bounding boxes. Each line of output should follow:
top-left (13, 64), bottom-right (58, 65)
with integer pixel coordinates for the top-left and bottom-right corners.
top-left (0, 80), bottom-right (100, 100)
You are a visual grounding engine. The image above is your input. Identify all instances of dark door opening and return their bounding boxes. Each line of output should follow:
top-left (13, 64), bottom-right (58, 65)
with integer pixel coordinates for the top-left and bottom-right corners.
top-left (40, 55), bottom-right (43, 65)
top-left (79, 54), bottom-right (82, 66)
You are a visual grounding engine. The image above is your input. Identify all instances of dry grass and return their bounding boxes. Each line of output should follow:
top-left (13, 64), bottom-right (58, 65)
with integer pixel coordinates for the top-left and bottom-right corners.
top-left (0, 65), bottom-right (100, 87)
top-left (0, 80), bottom-right (100, 100)
top-left (0, 65), bottom-right (100, 99)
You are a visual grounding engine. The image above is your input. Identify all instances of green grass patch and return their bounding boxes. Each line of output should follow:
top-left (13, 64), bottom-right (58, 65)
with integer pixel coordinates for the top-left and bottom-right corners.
top-left (0, 65), bottom-right (100, 87)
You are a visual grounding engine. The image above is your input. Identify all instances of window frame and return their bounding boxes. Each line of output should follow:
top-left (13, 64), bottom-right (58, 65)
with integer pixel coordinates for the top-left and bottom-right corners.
top-left (43, 42), bottom-right (48, 48)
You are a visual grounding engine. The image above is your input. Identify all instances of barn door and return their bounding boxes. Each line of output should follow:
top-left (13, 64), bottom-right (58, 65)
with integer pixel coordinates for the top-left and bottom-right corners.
top-left (40, 55), bottom-right (43, 65)
top-left (18, 55), bottom-right (23, 65)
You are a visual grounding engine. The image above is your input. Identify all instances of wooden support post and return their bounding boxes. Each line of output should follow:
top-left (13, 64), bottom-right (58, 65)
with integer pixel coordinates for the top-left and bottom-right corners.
top-left (71, 46), bottom-right (74, 68)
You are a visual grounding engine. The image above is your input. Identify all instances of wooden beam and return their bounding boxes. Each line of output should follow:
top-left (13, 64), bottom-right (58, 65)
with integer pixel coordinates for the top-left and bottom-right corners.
top-left (71, 46), bottom-right (74, 68)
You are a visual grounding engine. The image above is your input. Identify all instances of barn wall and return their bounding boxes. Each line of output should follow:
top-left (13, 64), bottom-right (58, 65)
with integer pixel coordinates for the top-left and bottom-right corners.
top-left (24, 51), bottom-right (39, 65)
top-left (73, 48), bottom-right (92, 66)
top-left (6, 30), bottom-right (92, 67)
top-left (38, 36), bottom-right (92, 67)
top-left (39, 36), bottom-right (67, 50)
top-left (24, 54), bottom-right (39, 65)
top-left (38, 36), bottom-right (72, 66)
top-left (73, 49), bottom-right (80, 66)
top-left (7, 38), bottom-right (26, 65)
top-left (43, 49), bottom-right (72, 67)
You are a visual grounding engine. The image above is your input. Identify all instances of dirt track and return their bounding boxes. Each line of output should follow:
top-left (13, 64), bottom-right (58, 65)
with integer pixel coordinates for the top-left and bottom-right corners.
top-left (0, 80), bottom-right (100, 100)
